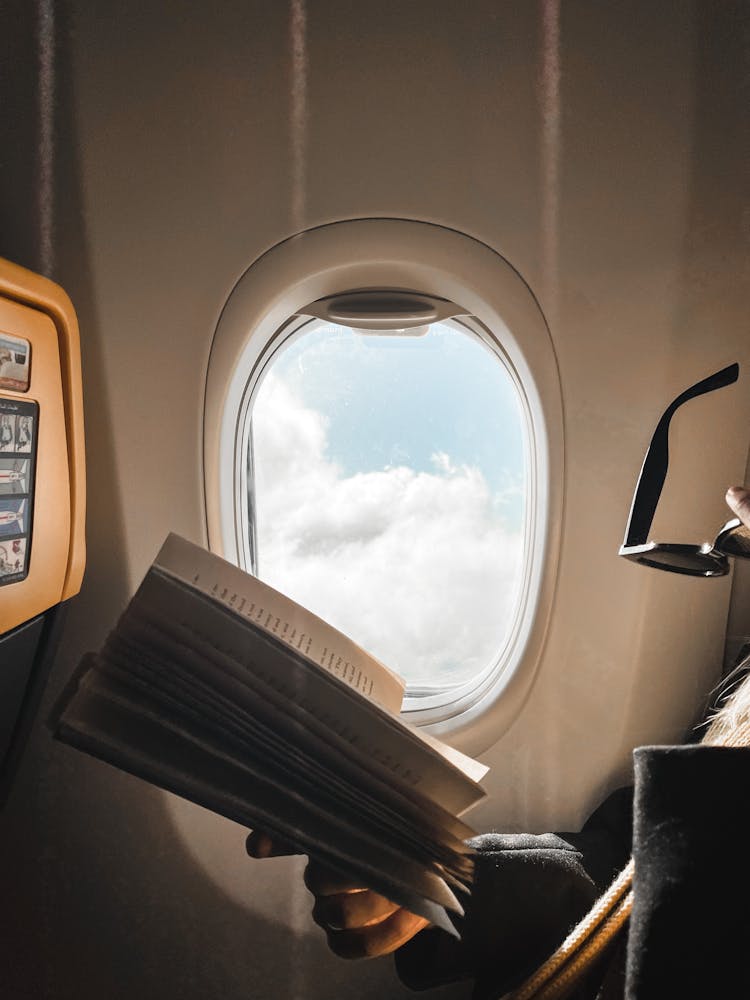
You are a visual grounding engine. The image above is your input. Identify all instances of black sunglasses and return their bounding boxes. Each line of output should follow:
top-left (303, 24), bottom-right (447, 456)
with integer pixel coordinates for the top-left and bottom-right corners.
top-left (619, 362), bottom-right (750, 577)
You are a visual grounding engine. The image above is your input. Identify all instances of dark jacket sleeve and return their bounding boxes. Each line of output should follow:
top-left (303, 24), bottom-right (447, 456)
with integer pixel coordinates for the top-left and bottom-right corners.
top-left (395, 787), bottom-right (633, 999)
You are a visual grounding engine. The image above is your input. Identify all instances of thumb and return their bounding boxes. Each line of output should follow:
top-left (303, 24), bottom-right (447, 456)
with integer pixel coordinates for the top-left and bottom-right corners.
top-left (726, 486), bottom-right (750, 527)
top-left (246, 830), bottom-right (302, 858)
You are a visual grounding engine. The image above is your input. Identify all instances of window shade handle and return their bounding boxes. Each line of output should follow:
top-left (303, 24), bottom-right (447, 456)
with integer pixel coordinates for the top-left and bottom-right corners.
top-left (303, 292), bottom-right (465, 333)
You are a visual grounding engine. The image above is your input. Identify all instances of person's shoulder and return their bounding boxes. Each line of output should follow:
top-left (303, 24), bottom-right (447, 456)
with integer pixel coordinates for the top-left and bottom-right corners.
top-left (469, 831), bottom-right (582, 855)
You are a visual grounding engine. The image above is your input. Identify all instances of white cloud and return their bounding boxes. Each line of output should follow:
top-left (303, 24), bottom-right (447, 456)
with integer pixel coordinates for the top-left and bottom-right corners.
top-left (252, 375), bottom-right (524, 688)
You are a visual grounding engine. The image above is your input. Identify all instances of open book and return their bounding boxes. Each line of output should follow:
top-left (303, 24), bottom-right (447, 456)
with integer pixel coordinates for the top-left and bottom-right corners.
top-left (52, 534), bottom-right (489, 935)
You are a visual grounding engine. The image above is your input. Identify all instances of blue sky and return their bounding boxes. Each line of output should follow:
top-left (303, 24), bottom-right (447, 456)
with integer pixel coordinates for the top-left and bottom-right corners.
top-left (262, 321), bottom-right (526, 529)
top-left (251, 320), bottom-right (529, 685)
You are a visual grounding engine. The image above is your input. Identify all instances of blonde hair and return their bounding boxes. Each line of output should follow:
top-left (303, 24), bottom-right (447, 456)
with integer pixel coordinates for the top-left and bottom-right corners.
top-left (703, 654), bottom-right (750, 747)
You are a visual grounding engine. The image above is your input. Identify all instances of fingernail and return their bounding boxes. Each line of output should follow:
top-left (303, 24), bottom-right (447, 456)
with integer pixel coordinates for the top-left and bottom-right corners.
top-left (726, 486), bottom-right (749, 506)
top-left (246, 832), bottom-right (273, 858)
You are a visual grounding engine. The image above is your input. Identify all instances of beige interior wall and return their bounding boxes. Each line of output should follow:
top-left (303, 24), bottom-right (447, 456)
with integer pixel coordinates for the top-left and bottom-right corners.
top-left (1, 2), bottom-right (748, 998)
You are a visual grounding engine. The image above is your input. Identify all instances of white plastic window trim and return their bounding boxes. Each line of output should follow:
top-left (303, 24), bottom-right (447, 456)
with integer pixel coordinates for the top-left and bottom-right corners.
top-left (203, 218), bottom-right (562, 756)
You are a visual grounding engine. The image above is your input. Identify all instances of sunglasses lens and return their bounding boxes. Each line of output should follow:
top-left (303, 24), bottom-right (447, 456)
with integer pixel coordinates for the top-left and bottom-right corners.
top-left (620, 542), bottom-right (729, 576)
top-left (716, 518), bottom-right (750, 558)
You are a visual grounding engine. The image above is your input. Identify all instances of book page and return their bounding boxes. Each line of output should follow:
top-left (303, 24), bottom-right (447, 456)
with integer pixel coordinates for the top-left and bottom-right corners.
top-left (129, 570), bottom-right (486, 815)
top-left (404, 724), bottom-right (489, 784)
top-left (93, 647), bottom-right (473, 881)
top-left (155, 534), bottom-right (405, 714)
top-left (57, 667), bottom-right (463, 934)
top-left (103, 615), bottom-right (477, 866)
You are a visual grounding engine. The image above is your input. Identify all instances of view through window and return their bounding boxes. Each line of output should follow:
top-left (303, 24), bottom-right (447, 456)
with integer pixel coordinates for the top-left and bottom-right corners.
top-left (248, 319), bottom-right (528, 693)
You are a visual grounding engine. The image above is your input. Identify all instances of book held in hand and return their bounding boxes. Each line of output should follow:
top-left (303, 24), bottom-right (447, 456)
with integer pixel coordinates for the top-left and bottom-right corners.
top-left (52, 534), bottom-right (489, 935)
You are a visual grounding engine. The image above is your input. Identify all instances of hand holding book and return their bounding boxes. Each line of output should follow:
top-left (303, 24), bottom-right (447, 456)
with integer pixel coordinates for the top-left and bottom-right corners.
top-left (246, 831), bottom-right (429, 957)
top-left (53, 534), bottom-right (489, 936)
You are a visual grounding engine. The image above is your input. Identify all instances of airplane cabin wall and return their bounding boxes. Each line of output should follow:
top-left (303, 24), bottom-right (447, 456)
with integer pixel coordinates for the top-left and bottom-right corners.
top-left (1, 3), bottom-right (748, 999)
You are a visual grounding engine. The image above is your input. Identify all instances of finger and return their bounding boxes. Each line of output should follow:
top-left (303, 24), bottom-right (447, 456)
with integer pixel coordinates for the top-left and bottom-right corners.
top-left (245, 830), bottom-right (300, 858)
top-left (324, 908), bottom-right (430, 959)
top-left (726, 486), bottom-right (750, 528)
top-left (312, 890), bottom-right (400, 931)
top-left (304, 862), bottom-right (369, 897)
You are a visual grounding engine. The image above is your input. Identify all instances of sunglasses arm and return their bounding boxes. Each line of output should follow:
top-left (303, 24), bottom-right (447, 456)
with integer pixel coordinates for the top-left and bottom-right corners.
top-left (620, 363), bottom-right (739, 551)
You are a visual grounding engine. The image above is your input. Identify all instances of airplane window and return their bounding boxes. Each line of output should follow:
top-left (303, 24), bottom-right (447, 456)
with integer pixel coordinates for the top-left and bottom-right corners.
top-left (245, 317), bottom-right (530, 703)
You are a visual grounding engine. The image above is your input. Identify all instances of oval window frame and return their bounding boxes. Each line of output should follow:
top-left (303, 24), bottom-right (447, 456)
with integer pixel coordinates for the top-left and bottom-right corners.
top-left (204, 219), bottom-right (563, 755)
